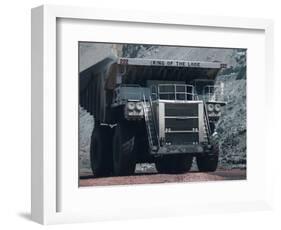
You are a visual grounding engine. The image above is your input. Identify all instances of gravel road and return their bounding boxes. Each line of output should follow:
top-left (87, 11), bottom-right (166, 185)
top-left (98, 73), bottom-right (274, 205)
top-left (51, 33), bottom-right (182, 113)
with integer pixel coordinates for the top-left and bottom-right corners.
top-left (79, 169), bottom-right (246, 187)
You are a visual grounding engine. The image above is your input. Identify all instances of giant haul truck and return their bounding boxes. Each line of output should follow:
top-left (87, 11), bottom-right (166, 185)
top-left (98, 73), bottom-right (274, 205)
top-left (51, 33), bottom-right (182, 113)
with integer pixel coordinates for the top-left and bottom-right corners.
top-left (79, 56), bottom-right (227, 176)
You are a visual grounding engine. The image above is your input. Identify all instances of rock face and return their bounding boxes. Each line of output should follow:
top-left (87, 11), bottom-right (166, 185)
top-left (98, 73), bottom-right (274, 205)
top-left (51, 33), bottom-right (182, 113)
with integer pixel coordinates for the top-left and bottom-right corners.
top-left (79, 106), bottom-right (94, 175)
top-left (215, 73), bottom-right (246, 169)
top-left (79, 43), bottom-right (247, 174)
top-left (79, 42), bottom-right (123, 72)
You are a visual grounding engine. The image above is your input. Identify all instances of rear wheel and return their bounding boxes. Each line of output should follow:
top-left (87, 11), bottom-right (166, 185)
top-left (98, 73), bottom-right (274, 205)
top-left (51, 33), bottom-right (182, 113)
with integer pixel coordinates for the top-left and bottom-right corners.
top-left (90, 125), bottom-right (113, 177)
top-left (196, 144), bottom-right (219, 172)
top-left (113, 122), bottom-right (136, 176)
top-left (155, 155), bottom-right (193, 174)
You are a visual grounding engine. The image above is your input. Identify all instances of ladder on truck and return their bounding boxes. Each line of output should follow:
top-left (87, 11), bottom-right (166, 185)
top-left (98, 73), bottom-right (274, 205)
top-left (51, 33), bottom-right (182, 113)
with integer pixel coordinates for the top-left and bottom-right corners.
top-left (195, 94), bottom-right (211, 144)
top-left (203, 102), bottom-right (211, 144)
top-left (142, 95), bottom-right (160, 153)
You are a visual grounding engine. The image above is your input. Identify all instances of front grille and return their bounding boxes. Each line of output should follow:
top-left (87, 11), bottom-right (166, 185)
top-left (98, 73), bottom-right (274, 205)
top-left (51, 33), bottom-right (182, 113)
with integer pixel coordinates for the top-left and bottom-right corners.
top-left (164, 103), bottom-right (199, 145)
top-left (165, 118), bottom-right (198, 131)
top-left (165, 103), bottom-right (198, 116)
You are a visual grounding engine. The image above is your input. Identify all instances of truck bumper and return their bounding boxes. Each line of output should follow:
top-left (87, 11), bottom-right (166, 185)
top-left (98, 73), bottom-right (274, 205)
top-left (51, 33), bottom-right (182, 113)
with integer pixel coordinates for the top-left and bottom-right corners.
top-left (154, 144), bottom-right (207, 155)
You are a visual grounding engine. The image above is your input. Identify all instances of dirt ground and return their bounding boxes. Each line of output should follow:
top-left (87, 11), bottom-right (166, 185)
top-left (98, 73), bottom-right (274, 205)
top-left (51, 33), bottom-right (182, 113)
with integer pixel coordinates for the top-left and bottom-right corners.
top-left (79, 169), bottom-right (246, 187)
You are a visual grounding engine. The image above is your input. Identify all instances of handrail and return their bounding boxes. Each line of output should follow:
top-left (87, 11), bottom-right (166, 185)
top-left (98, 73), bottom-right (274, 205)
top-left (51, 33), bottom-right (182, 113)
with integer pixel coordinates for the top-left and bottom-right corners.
top-left (151, 85), bottom-right (158, 100)
top-left (142, 94), bottom-right (154, 149)
top-left (195, 94), bottom-right (211, 143)
top-left (203, 102), bottom-right (211, 143)
top-left (148, 96), bottom-right (160, 148)
top-left (142, 94), bottom-right (159, 151)
top-left (203, 84), bottom-right (225, 102)
top-left (156, 83), bottom-right (195, 101)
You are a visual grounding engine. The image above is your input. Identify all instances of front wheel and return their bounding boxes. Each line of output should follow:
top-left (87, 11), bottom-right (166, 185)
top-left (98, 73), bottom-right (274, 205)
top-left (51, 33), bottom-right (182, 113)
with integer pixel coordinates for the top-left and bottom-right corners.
top-left (155, 155), bottom-right (193, 174)
top-left (112, 122), bottom-right (136, 176)
top-left (196, 144), bottom-right (219, 172)
top-left (90, 125), bottom-right (113, 177)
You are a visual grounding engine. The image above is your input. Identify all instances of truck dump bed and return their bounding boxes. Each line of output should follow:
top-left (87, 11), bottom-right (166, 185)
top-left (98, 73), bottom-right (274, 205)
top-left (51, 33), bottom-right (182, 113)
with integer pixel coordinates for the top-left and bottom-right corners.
top-left (113, 57), bottom-right (226, 85)
top-left (79, 57), bottom-right (226, 119)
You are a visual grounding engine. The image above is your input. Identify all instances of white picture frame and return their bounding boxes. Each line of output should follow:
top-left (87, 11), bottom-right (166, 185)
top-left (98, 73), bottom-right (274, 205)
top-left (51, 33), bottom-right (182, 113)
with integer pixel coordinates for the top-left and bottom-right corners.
top-left (31, 5), bottom-right (274, 225)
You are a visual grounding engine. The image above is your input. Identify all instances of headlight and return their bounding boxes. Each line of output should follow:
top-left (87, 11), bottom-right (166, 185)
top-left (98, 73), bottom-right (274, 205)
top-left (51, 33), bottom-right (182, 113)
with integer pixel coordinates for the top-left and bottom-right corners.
top-left (127, 102), bottom-right (135, 110)
top-left (135, 102), bottom-right (143, 111)
top-left (215, 104), bottom-right (221, 112)
top-left (207, 103), bottom-right (214, 112)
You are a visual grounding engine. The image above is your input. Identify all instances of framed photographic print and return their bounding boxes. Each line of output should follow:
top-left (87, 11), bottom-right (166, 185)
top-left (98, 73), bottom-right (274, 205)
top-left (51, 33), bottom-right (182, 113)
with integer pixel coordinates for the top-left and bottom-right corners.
top-left (31, 5), bottom-right (274, 225)
top-left (78, 43), bottom-right (247, 187)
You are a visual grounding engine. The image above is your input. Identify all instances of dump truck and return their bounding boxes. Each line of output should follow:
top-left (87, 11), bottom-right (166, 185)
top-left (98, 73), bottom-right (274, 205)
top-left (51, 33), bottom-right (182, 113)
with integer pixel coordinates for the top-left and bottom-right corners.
top-left (79, 56), bottom-right (227, 176)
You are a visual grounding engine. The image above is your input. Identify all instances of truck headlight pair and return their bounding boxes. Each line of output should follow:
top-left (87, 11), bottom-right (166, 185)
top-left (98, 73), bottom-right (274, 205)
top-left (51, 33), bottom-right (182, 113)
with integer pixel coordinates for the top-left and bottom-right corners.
top-left (125, 101), bottom-right (144, 119)
top-left (207, 103), bottom-right (221, 112)
top-left (127, 101), bottom-right (143, 111)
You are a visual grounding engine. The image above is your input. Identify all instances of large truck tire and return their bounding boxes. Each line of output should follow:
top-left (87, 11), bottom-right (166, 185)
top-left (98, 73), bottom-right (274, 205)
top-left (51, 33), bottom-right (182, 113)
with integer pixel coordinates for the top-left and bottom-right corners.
top-left (155, 155), bottom-right (193, 174)
top-left (90, 125), bottom-right (113, 177)
top-left (112, 122), bottom-right (136, 176)
top-left (196, 144), bottom-right (219, 172)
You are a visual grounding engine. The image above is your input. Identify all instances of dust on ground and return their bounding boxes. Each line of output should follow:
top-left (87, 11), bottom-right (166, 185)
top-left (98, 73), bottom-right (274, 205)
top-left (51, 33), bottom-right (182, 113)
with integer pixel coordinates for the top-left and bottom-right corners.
top-left (79, 169), bottom-right (246, 187)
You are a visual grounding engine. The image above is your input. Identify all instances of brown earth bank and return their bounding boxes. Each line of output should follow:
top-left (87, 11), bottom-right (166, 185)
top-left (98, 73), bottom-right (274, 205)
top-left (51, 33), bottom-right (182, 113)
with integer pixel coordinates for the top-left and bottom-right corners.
top-left (79, 169), bottom-right (246, 187)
